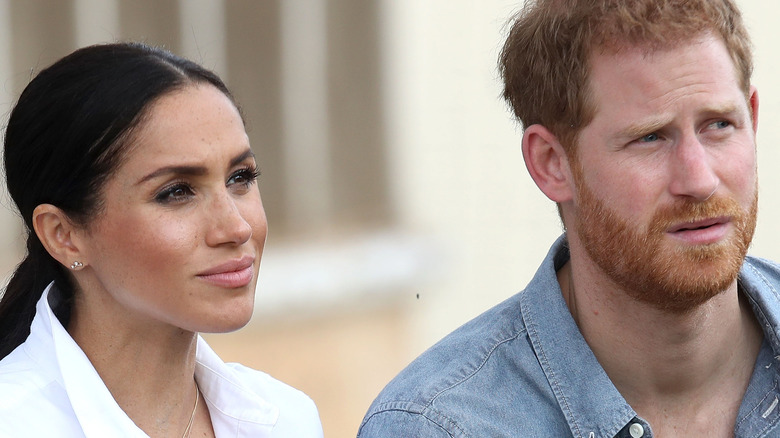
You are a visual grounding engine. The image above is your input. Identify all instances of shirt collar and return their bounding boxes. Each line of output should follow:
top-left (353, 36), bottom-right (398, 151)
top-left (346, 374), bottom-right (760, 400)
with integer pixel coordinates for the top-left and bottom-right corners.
top-left (740, 257), bottom-right (780, 358)
top-left (520, 235), bottom-right (637, 438)
top-left (195, 337), bottom-right (280, 436)
top-left (33, 283), bottom-right (283, 437)
top-left (734, 257), bottom-right (780, 436)
top-left (522, 236), bottom-right (780, 438)
top-left (36, 283), bottom-right (146, 436)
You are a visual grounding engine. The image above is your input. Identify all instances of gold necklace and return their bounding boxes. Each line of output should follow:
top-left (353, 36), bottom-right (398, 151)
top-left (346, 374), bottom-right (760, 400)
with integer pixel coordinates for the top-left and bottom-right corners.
top-left (182, 384), bottom-right (199, 438)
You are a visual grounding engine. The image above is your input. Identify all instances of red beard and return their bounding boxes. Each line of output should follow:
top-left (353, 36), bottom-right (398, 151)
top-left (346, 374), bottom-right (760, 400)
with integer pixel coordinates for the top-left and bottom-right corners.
top-left (572, 165), bottom-right (757, 313)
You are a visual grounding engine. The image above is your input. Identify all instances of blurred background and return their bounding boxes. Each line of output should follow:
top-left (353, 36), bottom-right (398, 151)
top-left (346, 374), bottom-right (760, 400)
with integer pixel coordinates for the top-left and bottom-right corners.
top-left (0, 0), bottom-right (778, 436)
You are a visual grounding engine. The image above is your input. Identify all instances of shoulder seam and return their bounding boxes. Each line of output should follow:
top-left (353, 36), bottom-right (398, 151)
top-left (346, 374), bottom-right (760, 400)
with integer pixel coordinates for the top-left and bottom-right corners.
top-left (430, 325), bottom-right (528, 403)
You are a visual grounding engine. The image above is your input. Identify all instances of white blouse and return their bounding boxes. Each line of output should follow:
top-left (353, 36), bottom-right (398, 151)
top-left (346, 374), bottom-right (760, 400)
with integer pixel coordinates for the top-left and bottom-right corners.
top-left (0, 284), bottom-right (323, 437)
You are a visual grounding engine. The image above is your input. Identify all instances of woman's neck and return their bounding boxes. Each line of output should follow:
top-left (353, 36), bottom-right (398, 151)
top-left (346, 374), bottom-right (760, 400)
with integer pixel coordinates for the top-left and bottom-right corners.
top-left (67, 290), bottom-right (203, 437)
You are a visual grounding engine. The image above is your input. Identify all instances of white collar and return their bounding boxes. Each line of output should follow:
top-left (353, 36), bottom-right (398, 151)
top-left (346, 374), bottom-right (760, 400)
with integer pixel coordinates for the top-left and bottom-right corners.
top-left (195, 336), bottom-right (279, 435)
top-left (31, 283), bottom-right (280, 436)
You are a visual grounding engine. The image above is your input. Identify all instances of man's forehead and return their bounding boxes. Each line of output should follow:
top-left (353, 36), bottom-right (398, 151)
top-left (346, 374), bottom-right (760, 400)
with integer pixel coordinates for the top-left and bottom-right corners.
top-left (586, 35), bottom-right (743, 105)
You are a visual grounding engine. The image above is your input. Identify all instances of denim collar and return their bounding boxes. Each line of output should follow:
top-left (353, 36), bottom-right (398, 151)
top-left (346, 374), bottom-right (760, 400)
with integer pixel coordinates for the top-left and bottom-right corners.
top-left (520, 236), bottom-right (638, 437)
top-left (522, 235), bottom-right (780, 438)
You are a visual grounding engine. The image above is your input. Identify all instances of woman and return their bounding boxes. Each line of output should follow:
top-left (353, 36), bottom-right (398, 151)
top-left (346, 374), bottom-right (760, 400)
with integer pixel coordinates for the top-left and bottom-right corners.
top-left (0, 43), bottom-right (323, 437)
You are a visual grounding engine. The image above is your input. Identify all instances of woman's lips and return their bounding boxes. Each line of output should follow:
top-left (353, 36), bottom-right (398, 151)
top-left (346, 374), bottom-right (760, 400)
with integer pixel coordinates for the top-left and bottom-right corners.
top-left (197, 256), bottom-right (255, 288)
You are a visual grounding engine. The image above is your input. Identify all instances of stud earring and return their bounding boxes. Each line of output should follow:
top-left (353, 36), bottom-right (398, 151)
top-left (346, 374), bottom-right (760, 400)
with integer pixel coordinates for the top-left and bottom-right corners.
top-left (70, 261), bottom-right (84, 270)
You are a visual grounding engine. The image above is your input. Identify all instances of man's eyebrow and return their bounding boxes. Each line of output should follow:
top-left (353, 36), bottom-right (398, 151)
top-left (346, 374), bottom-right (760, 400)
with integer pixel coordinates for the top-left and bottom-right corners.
top-left (136, 148), bottom-right (255, 186)
top-left (617, 104), bottom-right (743, 141)
top-left (618, 118), bottom-right (670, 140)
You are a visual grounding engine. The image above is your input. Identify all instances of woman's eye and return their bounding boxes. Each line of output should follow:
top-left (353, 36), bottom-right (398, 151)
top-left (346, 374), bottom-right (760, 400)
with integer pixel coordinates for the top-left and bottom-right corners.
top-left (227, 167), bottom-right (259, 187)
top-left (154, 184), bottom-right (194, 204)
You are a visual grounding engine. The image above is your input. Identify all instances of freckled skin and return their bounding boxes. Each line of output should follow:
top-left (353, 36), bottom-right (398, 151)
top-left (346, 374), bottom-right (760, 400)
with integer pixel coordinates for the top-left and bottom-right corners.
top-left (567, 34), bottom-right (758, 310)
top-left (575, 35), bottom-right (756, 232)
top-left (72, 84), bottom-right (267, 336)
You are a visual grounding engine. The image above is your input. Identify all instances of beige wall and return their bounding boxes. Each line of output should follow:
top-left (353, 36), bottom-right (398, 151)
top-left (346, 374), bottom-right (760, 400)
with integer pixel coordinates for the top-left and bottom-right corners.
top-left (1, 1), bottom-right (779, 436)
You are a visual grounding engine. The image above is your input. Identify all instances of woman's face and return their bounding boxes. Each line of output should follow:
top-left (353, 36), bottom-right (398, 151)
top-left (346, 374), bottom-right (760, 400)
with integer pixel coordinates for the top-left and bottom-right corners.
top-left (75, 84), bottom-right (267, 334)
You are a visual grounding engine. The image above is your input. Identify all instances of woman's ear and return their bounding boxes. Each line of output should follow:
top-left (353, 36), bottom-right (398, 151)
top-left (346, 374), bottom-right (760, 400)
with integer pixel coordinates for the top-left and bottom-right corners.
top-left (522, 124), bottom-right (574, 203)
top-left (32, 204), bottom-right (88, 271)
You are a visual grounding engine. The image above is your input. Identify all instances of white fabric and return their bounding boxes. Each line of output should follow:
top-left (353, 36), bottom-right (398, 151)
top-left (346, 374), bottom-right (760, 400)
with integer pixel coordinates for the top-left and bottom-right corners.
top-left (0, 283), bottom-right (323, 437)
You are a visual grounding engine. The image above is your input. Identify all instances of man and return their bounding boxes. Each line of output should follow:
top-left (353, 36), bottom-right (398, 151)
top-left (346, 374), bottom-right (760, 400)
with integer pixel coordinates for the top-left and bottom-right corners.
top-left (359, 0), bottom-right (779, 436)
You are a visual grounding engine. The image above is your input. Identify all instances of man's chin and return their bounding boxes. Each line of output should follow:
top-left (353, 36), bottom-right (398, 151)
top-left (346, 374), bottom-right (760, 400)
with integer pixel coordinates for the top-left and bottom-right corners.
top-left (626, 240), bottom-right (747, 313)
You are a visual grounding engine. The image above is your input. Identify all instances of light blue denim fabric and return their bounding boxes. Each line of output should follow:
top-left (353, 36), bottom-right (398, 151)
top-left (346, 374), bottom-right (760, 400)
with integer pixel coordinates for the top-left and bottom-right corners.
top-left (358, 235), bottom-right (780, 438)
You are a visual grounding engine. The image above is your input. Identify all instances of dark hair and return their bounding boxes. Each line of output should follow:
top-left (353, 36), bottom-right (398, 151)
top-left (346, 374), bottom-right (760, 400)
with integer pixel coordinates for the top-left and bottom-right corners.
top-left (499, 0), bottom-right (752, 152)
top-left (0, 42), bottom-right (236, 359)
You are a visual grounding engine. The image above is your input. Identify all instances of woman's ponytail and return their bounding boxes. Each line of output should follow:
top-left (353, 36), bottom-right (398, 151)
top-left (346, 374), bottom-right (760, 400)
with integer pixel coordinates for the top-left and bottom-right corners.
top-left (0, 233), bottom-right (72, 359)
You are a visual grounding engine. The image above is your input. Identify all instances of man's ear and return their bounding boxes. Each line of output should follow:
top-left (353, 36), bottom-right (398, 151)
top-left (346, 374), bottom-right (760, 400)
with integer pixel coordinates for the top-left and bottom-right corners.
top-left (749, 85), bottom-right (759, 134)
top-left (522, 124), bottom-right (574, 203)
top-left (32, 204), bottom-right (88, 271)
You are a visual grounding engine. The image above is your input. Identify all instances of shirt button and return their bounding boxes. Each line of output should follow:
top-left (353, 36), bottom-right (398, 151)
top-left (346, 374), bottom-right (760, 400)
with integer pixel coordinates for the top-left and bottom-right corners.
top-left (629, 423), bottom-right (645, 438)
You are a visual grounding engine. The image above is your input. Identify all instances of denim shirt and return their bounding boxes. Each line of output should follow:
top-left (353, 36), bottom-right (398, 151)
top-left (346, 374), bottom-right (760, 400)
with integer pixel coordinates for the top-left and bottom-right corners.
top-left (358, 236), bottom-right (780, 438)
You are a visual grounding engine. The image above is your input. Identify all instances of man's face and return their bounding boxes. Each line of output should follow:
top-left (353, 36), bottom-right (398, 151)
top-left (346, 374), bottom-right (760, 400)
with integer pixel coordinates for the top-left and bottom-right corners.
top-left (568, 34), bottom-right (758, 312)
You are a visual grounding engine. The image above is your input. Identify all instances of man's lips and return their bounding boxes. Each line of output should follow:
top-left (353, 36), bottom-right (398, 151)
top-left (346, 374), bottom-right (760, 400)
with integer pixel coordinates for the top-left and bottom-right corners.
top-left (666, 217), bottom-right (731, 244)
top-left (197, 255), bottom-right (255, 288)
top-left (667, 217), bottom-right (729, 233)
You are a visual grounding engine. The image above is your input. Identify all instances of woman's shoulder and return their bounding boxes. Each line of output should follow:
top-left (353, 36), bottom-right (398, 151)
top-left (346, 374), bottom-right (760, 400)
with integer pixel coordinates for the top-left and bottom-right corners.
top-left (227, 363), bottom-right (323, 437)
top-left (200, 362), bottom-right (324, 437)
top-left (0, 343), bottom-right (54, 402)
top-left (222, 362), bottom-right (319, 414)
top-left (0, 347), bottom-right (83, 437)
top-left (197, 337), bottom-right (319, 415)
top-left (195, 339), bottom-right (323, 437)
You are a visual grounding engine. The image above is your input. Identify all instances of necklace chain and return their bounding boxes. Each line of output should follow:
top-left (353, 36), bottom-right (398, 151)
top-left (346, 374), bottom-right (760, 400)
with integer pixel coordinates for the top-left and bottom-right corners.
top-left (182, 383), bottom-right (199, 438)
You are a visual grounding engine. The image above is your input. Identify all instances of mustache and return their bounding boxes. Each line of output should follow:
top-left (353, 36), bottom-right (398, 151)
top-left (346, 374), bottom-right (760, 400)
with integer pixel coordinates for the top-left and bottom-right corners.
top-left (649, 195), bottom-right (749, 233)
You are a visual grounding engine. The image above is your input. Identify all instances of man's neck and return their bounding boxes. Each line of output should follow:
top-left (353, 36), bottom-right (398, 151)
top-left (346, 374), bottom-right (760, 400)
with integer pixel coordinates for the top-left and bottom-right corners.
top-left (557, 257), bottom-right (764, 436)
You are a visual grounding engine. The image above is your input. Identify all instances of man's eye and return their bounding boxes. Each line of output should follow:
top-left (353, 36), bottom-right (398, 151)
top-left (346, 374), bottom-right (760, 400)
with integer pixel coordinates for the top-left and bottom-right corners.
top-left (639, 133), bottom-right (659, 143)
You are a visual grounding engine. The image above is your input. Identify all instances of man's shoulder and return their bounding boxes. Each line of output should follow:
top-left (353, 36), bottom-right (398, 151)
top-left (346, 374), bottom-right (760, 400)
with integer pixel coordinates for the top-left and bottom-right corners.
top-left (373, 291), bottom-right (529, 402)
top-left (744, 255), bottom-right (780, 279)
top-left (742, 255), bottom-right (780, 300)
top-left (740, 255), bottom-right (780, 327)
top-left (359, 291), bottom-right (568, 437)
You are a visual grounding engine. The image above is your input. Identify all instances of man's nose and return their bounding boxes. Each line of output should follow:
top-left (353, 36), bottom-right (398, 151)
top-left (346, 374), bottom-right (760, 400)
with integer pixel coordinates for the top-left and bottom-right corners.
top-left (668, 134), bottom-right (719, 201)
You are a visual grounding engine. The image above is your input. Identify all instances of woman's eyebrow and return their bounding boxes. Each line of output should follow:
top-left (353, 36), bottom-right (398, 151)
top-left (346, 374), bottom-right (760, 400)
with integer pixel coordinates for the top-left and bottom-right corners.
top-left (136, 149), bottom-right (255, 186)
top-left (229, 149), bottom-right (255, 169)
top-left (136, 164), bottom-right (207, 186)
